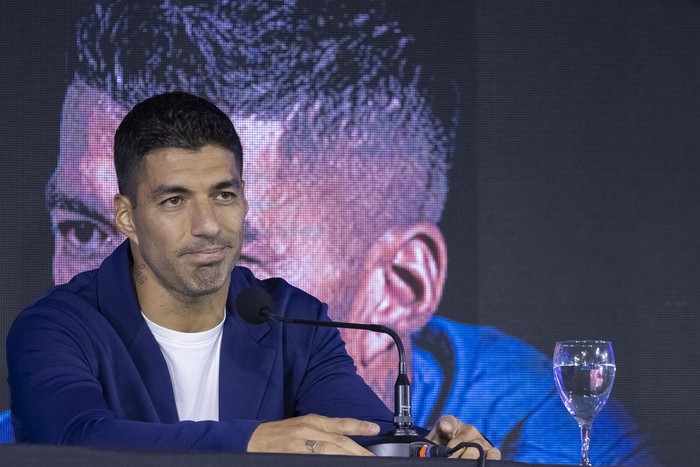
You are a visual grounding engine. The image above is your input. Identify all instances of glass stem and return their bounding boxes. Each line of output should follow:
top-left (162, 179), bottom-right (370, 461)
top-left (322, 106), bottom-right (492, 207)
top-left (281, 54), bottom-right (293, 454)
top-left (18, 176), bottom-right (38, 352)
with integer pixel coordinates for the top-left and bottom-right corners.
top-left (579, 422), bottom-right (592, 466)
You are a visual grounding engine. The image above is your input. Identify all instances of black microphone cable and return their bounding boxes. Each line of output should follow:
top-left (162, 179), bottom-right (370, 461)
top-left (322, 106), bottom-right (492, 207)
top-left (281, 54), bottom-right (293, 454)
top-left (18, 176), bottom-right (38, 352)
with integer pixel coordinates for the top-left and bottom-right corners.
top-left (415, 441), bottom-right (486, 465)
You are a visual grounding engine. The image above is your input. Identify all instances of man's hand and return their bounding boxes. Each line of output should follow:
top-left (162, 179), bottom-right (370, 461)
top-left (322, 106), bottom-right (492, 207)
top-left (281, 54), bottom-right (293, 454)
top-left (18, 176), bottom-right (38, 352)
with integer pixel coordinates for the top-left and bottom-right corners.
top-left (425, 415), bottom-right (501, 460)
top-left (247, 414), bottom-right (380, 455)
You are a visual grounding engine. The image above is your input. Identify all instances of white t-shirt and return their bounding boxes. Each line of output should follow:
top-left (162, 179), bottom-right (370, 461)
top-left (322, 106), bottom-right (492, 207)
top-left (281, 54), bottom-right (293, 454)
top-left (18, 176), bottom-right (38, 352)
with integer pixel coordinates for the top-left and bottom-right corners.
top-left (143, 312), bottom-right (224, 421)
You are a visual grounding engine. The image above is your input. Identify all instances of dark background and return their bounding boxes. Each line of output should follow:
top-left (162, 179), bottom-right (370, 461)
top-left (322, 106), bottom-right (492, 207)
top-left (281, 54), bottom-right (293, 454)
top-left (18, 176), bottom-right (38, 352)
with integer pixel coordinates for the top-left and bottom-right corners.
top-left (2, 1), bottom-right (699, 465)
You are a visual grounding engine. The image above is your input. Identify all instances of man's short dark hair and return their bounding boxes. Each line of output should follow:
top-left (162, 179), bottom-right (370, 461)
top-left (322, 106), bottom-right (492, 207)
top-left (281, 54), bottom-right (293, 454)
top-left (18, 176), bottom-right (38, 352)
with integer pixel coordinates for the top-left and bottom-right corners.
top-left (114, 92), bottom-right (243, 203)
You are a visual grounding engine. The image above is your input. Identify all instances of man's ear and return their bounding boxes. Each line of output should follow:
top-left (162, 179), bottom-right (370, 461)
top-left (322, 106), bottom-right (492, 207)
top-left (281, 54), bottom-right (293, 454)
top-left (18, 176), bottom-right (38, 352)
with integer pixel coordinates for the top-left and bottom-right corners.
top-left (350, 223), bottom-right (447, 336)
top-left (114, 194), bottom-right (137, 243)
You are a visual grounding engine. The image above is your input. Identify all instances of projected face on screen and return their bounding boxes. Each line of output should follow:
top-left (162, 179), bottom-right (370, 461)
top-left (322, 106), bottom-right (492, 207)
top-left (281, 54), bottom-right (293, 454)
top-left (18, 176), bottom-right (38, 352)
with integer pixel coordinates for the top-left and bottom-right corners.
top-left (47, 83), bottom-right (126, 285)
top-left (43, 0), bottom-right (451, 410)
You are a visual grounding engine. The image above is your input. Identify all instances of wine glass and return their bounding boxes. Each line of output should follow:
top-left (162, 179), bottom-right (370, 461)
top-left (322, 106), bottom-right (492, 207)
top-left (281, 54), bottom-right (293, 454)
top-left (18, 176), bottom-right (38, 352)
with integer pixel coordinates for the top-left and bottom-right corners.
top-left (553, 340), bottom-right (616, 466)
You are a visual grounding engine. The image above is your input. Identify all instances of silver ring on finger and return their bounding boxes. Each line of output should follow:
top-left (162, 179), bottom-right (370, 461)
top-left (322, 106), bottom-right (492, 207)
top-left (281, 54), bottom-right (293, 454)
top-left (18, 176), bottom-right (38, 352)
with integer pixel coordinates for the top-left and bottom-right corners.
top-left (305, 439), bottom-right (320, 453)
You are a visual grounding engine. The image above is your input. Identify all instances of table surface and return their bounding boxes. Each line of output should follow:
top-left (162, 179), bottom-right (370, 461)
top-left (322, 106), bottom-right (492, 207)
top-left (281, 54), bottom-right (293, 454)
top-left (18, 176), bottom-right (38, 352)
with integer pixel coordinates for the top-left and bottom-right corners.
top-left (0, 443), bottom-right (595, 467)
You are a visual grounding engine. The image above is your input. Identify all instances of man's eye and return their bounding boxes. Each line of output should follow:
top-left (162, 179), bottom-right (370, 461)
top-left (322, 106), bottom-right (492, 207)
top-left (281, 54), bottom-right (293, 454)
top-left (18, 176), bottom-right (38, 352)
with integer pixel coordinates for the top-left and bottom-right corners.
top-left (219, 192), bottom-right (235, 200)
top-left (57, 220), bottom-right (111, 247)
top-left (165, 197), bottom-right (182, 206)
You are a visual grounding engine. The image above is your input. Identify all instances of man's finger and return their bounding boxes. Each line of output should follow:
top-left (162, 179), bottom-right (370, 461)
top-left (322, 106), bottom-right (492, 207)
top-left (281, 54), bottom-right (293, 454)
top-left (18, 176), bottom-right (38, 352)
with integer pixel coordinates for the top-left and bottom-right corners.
top-left (486, 447), bottom-right (502, 460)
top-left (305, 438), bottom-right (375, 456)
top-left (448, 439), bottom-right (501, 460)
top-left (248, 415), bottom-right (378, 455)
top-left (436, 415), bottom-right (460, 438)
top-left (315, 415), bottom-right (380, 437)
top-left (431, 415), bottom-right (501, 460)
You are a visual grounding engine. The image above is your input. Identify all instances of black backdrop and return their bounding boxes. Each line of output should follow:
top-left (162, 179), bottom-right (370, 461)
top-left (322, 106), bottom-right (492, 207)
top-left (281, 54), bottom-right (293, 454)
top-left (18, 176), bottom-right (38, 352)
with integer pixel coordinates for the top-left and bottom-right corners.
top-left (469, 4), bottom-right (700, 467)
top-left (2, 2), bottom-right (699, 465)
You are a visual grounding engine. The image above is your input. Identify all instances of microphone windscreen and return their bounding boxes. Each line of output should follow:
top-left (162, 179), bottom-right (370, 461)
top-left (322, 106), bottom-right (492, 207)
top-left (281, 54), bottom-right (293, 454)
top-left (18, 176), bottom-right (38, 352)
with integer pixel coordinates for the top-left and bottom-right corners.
top-left (235, 286), bottom-right (275, 324)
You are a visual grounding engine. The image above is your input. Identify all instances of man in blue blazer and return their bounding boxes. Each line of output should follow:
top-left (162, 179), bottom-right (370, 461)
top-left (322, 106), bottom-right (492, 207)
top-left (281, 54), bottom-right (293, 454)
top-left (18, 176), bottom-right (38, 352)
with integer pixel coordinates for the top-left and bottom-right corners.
top-left (7, 91), bottom-right (498, 458)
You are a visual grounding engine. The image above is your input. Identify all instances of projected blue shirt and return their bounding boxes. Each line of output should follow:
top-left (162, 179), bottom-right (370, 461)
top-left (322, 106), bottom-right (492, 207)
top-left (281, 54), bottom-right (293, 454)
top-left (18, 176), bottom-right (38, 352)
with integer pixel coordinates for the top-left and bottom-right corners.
top-left (412, 317), bottom-right (658, 465)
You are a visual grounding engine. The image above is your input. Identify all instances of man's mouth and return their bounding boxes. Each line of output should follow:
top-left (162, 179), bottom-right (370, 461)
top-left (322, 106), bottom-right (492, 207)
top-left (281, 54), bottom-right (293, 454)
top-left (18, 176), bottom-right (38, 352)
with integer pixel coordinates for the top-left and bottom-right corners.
top-left (184, 246), bottom-right (228, 264)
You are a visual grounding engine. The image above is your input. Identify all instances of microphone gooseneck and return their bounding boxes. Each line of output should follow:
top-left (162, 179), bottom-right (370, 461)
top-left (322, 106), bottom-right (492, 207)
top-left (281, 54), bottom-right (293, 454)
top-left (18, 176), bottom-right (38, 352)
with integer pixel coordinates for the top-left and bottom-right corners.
top-left (234, 286), bottom-right (485, 462)
top-left (235, 286), bottom-right (413, 430)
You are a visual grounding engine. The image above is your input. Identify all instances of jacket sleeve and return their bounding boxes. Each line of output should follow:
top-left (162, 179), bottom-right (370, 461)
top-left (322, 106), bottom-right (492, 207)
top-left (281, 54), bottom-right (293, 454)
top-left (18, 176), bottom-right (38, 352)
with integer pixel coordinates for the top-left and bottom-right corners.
top-left (7, 305), bottom-right (260, 452)
top-left (260, 281), bottom-right (395, 433)
top-left (294, 309), bottom-right (394, 428)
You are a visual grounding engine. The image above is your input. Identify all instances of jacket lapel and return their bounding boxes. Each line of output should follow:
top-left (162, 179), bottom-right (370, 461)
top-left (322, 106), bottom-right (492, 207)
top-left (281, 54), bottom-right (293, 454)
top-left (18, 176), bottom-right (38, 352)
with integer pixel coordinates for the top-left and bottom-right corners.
top-left (126, 323), bottom-right (180, 423)
top-left (97, 241), bottom-right (179, 423)
top-left (218, 310), bottom-right (277, 421)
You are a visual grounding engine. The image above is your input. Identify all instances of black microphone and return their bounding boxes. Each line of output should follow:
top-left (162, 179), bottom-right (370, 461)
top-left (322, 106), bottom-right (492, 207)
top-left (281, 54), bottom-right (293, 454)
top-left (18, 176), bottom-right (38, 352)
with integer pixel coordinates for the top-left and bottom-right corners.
top-left (235, 286), bottom-right (438, 457)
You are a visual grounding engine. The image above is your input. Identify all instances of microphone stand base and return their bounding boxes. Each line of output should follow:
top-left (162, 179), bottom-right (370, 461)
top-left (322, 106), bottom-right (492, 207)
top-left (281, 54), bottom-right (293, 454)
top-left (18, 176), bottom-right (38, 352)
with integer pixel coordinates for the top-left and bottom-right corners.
top-left (363, 430), bottom-right (436, 457)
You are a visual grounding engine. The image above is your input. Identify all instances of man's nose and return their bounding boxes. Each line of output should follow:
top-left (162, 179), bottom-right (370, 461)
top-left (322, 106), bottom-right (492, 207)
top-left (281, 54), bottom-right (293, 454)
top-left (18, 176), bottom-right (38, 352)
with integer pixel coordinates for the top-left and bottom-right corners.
top-left (190, 199), bottom-right (222, 237)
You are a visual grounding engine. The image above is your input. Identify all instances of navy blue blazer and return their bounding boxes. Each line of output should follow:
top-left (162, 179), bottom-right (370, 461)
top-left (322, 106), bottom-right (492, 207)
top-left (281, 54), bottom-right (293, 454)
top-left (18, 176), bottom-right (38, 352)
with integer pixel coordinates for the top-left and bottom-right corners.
top-left (7, 241), bottom-right (393, 452)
